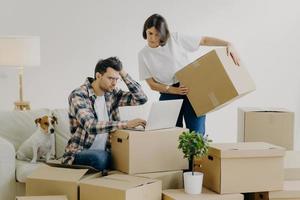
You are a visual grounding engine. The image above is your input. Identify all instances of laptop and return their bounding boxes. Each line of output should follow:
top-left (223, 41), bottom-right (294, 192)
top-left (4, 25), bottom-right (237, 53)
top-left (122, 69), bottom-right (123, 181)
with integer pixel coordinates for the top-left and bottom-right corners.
top-left (127, 99), bottom-right (183, 131)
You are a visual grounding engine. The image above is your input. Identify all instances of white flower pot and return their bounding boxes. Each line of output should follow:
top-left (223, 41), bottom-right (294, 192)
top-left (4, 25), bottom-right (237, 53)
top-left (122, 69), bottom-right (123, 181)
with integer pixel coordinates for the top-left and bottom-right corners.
top-left (183, 171), bottom-right (203, 194)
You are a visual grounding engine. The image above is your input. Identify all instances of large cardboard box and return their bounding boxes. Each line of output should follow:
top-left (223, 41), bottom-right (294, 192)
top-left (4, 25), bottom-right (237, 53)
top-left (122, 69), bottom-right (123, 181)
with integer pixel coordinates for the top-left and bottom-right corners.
top-left (200, 142), bottom-right (285, 194)
top-left (284, 151), bottom-right (300, 180)
top-left (136, 170), bottom-right (183, 190)
top-left (80, 174), bottom-right (162, 200)
top-left (163, 188), bottom-right (243, 200)
top-left (245, 180), bottom-right (300, 200)
top-left (26, 165), bottom-right (99, 200)
top-left (238, 107), bottom-right (295, 150)
top-left (111, 128), bottom-right (188, 174)
top-left (175, 48), bottom-right (255, 117)
top-left (16, 196), bottom-right (68, 200)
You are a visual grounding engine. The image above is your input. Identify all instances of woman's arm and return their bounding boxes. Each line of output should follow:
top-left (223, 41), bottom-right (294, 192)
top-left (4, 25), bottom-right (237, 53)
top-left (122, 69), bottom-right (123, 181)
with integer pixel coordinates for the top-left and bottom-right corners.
top-left (146, 78), bottom-right (188, 95)
top-left (200, 36), bottom-right (240, 66)
top-left (200, 36), bottom-right (230, 46)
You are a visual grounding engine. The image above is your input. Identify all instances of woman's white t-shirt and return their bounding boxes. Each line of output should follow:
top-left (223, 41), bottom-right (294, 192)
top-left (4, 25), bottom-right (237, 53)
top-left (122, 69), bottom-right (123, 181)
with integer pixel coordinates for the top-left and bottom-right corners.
top-left (89, 95), bottom-right (109, 150)
top-left (138, 32), bottom-right (200, 85)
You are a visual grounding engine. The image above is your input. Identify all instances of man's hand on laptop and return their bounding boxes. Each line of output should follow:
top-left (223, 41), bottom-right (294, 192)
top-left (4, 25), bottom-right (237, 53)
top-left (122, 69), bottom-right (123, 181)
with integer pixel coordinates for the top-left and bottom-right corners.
top-left (126, 118), bottom-right (146, 128)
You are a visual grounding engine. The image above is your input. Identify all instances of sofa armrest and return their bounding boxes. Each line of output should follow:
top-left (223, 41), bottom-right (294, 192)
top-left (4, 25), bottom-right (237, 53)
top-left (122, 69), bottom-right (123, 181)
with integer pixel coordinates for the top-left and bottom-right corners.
top-left (0, 136), bottom-right (16, 200)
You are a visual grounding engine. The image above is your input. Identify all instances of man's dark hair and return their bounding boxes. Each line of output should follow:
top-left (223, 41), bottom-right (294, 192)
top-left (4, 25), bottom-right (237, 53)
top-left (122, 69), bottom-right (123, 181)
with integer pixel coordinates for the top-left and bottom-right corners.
top-left (94, 57), bottom-right (123, 78)
top-left (142, 14), bottom-right (170, 46)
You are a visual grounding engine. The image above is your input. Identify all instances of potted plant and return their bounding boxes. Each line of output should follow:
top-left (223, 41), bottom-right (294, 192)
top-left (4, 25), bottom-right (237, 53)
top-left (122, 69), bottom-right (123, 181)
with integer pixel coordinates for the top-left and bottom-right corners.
top-left (178, 130), bottom-right (211, 194)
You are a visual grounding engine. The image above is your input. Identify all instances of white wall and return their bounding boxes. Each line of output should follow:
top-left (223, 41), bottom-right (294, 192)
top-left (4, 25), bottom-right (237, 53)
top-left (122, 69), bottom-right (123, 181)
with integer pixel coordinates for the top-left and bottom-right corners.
top-left (0, 0), bottom-right (299, 147)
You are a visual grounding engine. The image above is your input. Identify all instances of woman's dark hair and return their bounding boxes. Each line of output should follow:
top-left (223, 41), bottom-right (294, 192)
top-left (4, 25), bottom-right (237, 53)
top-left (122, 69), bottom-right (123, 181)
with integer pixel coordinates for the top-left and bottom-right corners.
top-left (142, 14), bottom-right (170, 46)
top-left (94, 57), bottom-right (122, 78)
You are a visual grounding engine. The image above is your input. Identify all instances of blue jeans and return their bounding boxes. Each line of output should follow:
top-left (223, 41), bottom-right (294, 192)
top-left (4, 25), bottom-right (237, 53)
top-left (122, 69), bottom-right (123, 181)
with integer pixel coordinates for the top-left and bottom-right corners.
top-left (74, 149), bottom-right (111, 171)
top-left (160, 84), bottom-right (206, 134)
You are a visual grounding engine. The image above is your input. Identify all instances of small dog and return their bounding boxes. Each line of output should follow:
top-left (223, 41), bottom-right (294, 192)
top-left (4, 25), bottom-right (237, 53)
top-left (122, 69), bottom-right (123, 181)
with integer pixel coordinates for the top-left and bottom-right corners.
top-left (16, 115), bottom-right (58, 163)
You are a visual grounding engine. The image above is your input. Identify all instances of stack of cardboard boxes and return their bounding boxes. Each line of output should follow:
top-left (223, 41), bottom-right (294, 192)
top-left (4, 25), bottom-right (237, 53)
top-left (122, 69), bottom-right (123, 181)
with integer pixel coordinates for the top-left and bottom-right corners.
top-left (21, 48), bottom-right (297, 200)
top-left (78, 127), bottom-right (188, 200)
top-left (165, 48), bottom-right (287, 199)
top-left (238, 108), bottom-right (298, 200)
top-left (24, 127), bottom-right (189, 200)
top-left (175, 47), bottom-right (298, 200)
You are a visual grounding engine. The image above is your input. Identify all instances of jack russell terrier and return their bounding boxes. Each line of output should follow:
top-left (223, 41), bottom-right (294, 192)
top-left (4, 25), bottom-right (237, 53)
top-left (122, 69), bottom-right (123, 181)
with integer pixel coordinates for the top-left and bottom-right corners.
top-left (16, 115), bottom-right (58, 163)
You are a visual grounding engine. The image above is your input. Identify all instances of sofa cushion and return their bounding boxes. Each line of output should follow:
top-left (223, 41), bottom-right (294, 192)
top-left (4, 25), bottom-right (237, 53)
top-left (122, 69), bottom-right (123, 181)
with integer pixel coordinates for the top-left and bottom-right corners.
top-left (51, 109), bottom-right (70, 159)
top-left (0, 109), bottom-right (51, 151)
top-left (15, 160), bottom-right (44, 183)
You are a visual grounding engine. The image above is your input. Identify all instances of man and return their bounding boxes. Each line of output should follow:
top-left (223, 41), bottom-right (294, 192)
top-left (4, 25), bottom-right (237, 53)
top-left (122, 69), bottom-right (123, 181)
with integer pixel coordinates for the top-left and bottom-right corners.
top-left (62, 57), bottom-right (147, 171)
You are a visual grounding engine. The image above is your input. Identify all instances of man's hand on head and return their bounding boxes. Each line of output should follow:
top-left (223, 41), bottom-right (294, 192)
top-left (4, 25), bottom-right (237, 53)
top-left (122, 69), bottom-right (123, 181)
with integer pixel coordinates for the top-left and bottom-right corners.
top-left (119, 70), bottom-right (127, 77)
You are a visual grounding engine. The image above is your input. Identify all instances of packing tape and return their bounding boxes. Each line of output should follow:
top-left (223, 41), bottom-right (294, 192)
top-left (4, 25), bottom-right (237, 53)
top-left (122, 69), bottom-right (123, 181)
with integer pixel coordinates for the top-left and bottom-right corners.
top-left (208, 92), bottom-right (219, 107)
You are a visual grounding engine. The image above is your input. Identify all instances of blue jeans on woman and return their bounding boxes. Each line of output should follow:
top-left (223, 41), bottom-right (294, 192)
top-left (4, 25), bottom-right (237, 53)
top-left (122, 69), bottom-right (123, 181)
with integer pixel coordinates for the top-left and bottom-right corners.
top-left (159, 83), bottom-right (206, 134)
top-left (73, 149), bottom-right (111, 171)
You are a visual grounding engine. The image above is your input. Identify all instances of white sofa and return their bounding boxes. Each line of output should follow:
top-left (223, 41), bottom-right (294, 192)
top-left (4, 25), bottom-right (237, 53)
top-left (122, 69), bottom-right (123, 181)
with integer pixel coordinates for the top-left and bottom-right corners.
top-left (0, 108), bottom-right (70, 200)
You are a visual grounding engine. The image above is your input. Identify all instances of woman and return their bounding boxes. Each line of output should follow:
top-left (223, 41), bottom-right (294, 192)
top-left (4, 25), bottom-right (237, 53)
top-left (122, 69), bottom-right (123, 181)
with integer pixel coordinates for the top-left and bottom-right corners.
top-left (138, 14), bottom-right (240, 134)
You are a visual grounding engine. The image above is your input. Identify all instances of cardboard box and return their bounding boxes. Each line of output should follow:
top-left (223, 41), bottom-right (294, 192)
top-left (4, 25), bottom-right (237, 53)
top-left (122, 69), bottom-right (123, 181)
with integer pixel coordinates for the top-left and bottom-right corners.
top-left (194, 157), bottom-right (204, 172)
top-left (16, 196), bottom-right (68, 200)
top-left (284, 151), bottom-right (300, 180)
top-left (80, 174), bottom-right (162, 200)
top-left (136, 170), bottom-right (183, 190)
top-left (111, 128), bottom-right (188, 174)
top-left (238, 107), bottom-right (294, 150)
top-left (26, 165), bottom-right (99, 200)
top-left (175, 48), bottom-right (255, 117)
top-left (245, 180), bottom-right (300, 200)
top-left (162, 188), bottom-right (243, 200)
top-left (200, 142), bottom-right (285, 194)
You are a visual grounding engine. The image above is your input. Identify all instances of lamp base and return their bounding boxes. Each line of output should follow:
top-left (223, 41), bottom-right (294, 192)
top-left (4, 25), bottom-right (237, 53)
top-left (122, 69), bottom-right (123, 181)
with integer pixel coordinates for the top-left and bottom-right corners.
top-left (14, 101), bottom-right (30, 111)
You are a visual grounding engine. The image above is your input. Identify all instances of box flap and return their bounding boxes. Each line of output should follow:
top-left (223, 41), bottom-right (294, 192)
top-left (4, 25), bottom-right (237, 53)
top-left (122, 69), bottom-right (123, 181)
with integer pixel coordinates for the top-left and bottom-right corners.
top-left (163, 188), bottom-right (243, 200)
top-left (269, 180), bottom-right (300, 199)
top-left (27, 165), bottom-right (89, 182)
top-left (46, 161), bottom-right (99, 173)
top-left (80, 174), bottom-right (158, 190)
top-left (208, 142), bottom-right (285, 158)
top-left (137, 170), bottom-right (182, 179)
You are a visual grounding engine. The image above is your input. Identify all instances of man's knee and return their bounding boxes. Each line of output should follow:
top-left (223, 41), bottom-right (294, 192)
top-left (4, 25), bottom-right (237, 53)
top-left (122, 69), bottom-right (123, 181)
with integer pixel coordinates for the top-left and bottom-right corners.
top-left (91, 151), bottom-right (111, 170)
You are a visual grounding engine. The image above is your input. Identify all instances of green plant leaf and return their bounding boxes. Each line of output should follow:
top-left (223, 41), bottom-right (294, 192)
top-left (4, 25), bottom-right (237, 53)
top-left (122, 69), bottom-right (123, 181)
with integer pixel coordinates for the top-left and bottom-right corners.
top-left (178, 130), bottom-right (212, 172)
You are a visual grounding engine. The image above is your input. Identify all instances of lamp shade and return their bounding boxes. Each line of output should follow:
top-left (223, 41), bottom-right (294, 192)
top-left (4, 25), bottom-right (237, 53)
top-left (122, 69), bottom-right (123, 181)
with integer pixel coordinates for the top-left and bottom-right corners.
top-left (0, 36), bottom-right (40, 67)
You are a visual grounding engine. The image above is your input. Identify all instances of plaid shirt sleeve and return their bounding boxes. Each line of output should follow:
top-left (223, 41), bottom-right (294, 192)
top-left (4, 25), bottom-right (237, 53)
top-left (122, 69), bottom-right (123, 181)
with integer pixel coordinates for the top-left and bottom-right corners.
top-left (70, 92), bottom-right (128, 136)
top-left (116, 73), bottom-right (148, 107)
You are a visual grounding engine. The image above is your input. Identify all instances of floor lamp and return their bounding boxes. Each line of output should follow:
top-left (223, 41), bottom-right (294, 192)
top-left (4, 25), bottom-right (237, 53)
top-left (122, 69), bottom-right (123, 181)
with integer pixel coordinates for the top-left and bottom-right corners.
top-left (0, 36), bottom-right (40, 111)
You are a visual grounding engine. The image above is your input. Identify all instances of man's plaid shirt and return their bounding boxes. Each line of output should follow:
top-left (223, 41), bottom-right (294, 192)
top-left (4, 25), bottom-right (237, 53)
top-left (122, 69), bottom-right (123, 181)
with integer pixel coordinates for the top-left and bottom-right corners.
top-left (62, 73), bottom-right (147, 165)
